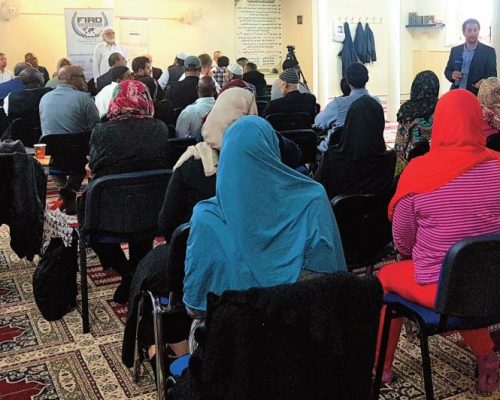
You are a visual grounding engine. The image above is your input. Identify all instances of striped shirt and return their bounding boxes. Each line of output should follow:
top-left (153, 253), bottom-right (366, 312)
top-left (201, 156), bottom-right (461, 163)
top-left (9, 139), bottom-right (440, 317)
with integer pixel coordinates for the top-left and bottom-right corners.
top-left (393, 160), bottom-right (500, 284)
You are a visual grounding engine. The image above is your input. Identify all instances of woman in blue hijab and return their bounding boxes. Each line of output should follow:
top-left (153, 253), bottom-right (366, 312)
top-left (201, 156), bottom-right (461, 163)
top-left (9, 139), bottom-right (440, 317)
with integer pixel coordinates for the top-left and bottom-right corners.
top-left (184, 116), bottom-right (347, 313)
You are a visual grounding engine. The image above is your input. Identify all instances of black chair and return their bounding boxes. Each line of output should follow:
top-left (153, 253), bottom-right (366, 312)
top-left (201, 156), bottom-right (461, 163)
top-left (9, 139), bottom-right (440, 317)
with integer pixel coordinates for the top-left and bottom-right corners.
top-left (132, 223), bottom-right (190, 399)
top-left (5, 118), bottom-right (42, 147)
top-left (331, 194), bottom-right (393, 273)
top-left (279, 129), bottom-right (318, 166)
top-left (373, 234), bottom-right (500, 400)
top-left (40, 131), bottom-right (91, 174)
top-left (266, 112), bottom-right (313, 131)
top-left (256, 95), bottom-right (271, 102)
top-left (256, 100), bottom-right (268, 116)
top-left (78, 169), bottom-right (172, 333)
top-left (173, 107), bottom-right (184, 126)
top-left (167, 137), bottom-right (196, 168)
top-left (265, 84), bottom-right (272, 97)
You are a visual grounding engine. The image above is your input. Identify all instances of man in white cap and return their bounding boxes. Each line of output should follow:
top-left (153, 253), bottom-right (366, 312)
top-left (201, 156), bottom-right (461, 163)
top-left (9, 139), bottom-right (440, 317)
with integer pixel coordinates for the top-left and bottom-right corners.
top-left (220, 63), bottom-right (255, 93)
top-left (92, 26), bottom-right (127, 80)
top-left (158, 52), bottom-right (188, 90)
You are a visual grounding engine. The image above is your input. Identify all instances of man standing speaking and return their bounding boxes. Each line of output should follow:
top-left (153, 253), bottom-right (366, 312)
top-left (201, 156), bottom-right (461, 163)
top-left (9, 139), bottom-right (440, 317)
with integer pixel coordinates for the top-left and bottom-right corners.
top-left (93, 26), bottom-right (127, 80)
top-left (444, 18), bottom-right (496, 95)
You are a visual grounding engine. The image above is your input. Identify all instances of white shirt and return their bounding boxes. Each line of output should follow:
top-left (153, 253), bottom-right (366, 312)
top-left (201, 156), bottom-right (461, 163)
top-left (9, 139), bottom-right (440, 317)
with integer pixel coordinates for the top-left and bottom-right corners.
top-left (0, 69), bottom-right (14, 84)
top-left (3, 93), bottom-right (10, 115)
top-left (175, 97), bottom-right (216, 139)
top-left (92, 42), bottom-right (127, 79)
top-left (158, 69), bottom-right (170, 90)
top-left (94, 81), bottom-right (118, 118)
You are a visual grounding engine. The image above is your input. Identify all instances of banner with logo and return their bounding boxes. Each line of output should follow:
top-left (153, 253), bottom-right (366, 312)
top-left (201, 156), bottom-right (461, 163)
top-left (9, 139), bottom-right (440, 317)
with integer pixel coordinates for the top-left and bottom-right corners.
top-left (65, 8), bottom-right (114, 80)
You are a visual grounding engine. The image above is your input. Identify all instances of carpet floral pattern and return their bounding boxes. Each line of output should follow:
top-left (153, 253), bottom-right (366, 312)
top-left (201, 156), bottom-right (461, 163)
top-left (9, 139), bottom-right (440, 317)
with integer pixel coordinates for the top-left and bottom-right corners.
top-left (1, 204), bottom-right (499, 398)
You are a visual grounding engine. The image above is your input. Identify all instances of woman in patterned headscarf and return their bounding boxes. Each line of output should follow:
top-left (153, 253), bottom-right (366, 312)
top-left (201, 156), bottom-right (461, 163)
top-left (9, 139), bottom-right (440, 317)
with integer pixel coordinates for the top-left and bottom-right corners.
top-left (478, 77), bottom-right (500, 137)
top-left (394, 70), bottom-right (439, 176)
top-left (81, 80), bottom-right (170, 305)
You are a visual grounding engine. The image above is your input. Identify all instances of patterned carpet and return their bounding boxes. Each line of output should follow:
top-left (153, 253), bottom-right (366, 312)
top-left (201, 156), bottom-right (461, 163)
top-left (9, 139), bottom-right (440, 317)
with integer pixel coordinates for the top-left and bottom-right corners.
top-left (0, 180), bottom-right (499, 399)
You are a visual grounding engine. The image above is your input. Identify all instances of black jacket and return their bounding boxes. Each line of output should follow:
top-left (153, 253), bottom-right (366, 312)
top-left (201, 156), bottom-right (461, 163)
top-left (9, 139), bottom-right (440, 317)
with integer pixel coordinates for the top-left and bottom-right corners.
top-left (96, 70), bottom-right (112, 92)
top-left (338, 22), bottom-right (359, 78)
top-left (89, 118), bottom-right (170, 179)
top-left (7, 87), bottom-right (52, 123)
top-left (152, 66), bottom-right (163, 81)
top-left (37, 66), bottom-right (50, 84)
top-left (171, 273), bottom-right (383, 400)
top-left (354, 22), bottom-right (368, 63)
top-left (262, 90), bottom-right (317, 119)
top-left (0, 151), bottom-right (46, 261)
top-left (365, 23), bottom-right (377, 63)
top-left (164, 76), bottom-right (200, 109)
top-left (444, 42), bottom-right (497, 95)
top-left (243, 70), bottom-right (267, 96)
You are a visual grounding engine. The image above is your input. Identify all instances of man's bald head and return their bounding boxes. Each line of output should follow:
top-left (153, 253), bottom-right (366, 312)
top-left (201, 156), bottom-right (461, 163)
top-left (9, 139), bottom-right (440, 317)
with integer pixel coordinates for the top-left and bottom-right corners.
top-left (198, 75), bottom-right (215, 98)
top-left (58, 65), bottom-right (87, 91)
top-left (14, 62), bottom-right (30, 76)
top-left (20, 67), bottom-right (44, 88)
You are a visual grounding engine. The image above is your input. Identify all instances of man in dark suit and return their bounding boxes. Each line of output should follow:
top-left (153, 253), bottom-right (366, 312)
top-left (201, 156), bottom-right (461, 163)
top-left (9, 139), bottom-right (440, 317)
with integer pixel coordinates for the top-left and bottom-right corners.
top-left (444, 18), bottom-right (497, 95)
top-left (164, 55), bottom-right (200, 109)
top-left (262, 68), bottom-right (317, 120)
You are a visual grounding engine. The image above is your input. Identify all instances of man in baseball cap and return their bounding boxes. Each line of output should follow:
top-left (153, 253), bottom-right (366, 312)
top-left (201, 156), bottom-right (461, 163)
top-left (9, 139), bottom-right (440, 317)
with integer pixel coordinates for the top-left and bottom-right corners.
top-left (164, 55), bottom-right (201, 109)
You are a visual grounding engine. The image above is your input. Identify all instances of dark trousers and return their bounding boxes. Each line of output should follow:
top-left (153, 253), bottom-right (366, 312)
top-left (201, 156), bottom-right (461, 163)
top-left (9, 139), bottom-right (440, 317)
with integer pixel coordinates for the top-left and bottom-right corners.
top-left (52, 173), bottom-right (85, 192)
top-left (91, 240), bottom-right (153, 276)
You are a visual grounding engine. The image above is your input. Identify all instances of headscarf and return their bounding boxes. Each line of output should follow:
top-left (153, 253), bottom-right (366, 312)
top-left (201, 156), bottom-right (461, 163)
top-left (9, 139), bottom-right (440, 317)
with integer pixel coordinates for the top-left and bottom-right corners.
top-left (315, 96), bottom-right (395, 199)
top-left (397, 70), bottom-right (439, 124)
top-left (173, 87), bottom-right (258, 176)
top-left (107, 80), bottom-right (154, 122)
top-left (389, 89), bottom-right (500, 219)
top-left (478, 77), bottom-right (500, 131)
top-left (183, 116), bottom-right (346, 312)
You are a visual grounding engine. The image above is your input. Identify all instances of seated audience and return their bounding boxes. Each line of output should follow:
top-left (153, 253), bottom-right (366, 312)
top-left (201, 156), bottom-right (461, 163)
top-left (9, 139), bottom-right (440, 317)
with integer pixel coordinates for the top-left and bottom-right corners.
top-left (175, 76), bottom-right (216, 140)
top-left (340, 77), bottom-right (351, 97)
top-left (178, 53), bottom-right (220, 93)
top-left (316, 62), bottom-right (380, 152)
top-left (83, 80), bottom-right (170, 305)
top-left (477, 77), bottom-right (500, 139)
top-left (45, 58), bottom-right (71, 89)
top-left (184, 115), bottom-right (346, 317)
top-left (39, 65), bottom-right (100, 209)
top-left (144, 54), bottom-right (162, 80)
top-left (270, 58), bottom-right (310, 100)
top-left (24, 52), bottom-right (50, 84)
top-left (243, 62), bottom-right (267, 96)
top-left (132, 56), bottom-right (152, 83)
top-left (3, 67), bottom-right (51, 122)
top-left (315, 96), bottom-right (395, 200)
top-left (96, 52), bottom-right (127, 91)
top-left (0, 52), bottom-right (14, 83)
top-left (164, 56), bottom-right (200, 109)
top-left (236, 57), bottom-right (249, 69)
top-left (376, 89), bottom-right (500, 393)
top-left (394, 70), bottom-right (439, 176)
top-left (94, 66), bottom-right (133, 118)
top-left (262, 68), bottom-right (317, 119)
top-left (0, 62), bottom-right (30, 104)
top-left (212, 55), bottom-right (229, 88)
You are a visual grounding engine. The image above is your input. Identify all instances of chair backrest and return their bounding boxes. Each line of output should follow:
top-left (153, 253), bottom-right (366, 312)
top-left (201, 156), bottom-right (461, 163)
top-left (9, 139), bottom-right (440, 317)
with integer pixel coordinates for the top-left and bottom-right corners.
top-left (256, 100), bottom-right (268, 116)
top-left (165, 223), bottom-right (190, 297)
top-left (82, 169), bottom-right (172, 239)
top-left (435, 234), bottom-right (500, 319)
top-left (9, 118), bottom-right (42, 147)
top-left (167, 137), bottom-right (197, 168)
top-left (331, 194), bottom-right (392, 270)
top-left (279, 129), bottom-right (318, 165)
top-left (265, 84), bottom-right (272, 96)
top-left (40, 131), bottom-right (91, 172)
top-left (195, 273), bottom-right (383, 399)
top-left (266, 112), bottom-right (313, 131)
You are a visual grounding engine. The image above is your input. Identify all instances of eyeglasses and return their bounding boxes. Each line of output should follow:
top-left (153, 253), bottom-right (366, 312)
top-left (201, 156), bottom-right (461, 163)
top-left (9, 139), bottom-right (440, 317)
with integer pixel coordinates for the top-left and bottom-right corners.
top-left (71, 74), bottom-right (85, 79)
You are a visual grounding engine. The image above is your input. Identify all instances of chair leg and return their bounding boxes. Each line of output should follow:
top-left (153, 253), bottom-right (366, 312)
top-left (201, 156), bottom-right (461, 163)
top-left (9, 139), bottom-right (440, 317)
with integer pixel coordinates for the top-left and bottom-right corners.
top-left (149, 292), bottom-right (166, 400)
top-left (372, 306), bottom-right (393, 400)
top-left (78, 236), bottom-right (90, 334)
top-left (415, 321), bottom-right (434, 400)
top-left (133, 294), bottom-right (145, 383)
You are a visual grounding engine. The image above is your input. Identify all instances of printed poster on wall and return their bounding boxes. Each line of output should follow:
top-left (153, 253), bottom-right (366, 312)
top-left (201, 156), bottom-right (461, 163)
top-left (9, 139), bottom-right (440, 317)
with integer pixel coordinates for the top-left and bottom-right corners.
top-left (64, 8), bottom-right (114, 80)
top-left (235, 0), bottom-right (282, 71)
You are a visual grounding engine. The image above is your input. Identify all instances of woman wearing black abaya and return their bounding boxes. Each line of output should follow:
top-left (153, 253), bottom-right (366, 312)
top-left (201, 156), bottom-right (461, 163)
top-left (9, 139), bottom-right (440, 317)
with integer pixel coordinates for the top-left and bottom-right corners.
top-left (314, 95), bottom-right (395, 200)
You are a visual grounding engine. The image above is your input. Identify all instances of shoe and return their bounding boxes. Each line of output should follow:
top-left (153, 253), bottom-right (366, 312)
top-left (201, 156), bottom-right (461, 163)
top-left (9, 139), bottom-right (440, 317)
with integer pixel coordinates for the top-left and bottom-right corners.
top-left (59, 186), bottom-right (77, 215)
top-left (476, 351), bottom-right (499, 394)
top-left (112, 274), bottom-right (132, 304)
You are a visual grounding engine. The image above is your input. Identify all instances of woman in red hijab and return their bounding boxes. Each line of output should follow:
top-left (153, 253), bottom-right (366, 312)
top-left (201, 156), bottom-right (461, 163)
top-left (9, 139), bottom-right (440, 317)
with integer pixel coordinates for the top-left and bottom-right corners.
top-left (81, 80), bottom-right (170, 304)
top-left (377, 89), bottom-right (500, 393)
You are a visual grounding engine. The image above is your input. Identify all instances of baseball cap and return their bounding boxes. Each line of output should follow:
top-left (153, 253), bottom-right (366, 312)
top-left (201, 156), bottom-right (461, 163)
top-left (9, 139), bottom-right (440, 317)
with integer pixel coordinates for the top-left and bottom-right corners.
top-left (184, 56), bottom-right (201, 69)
